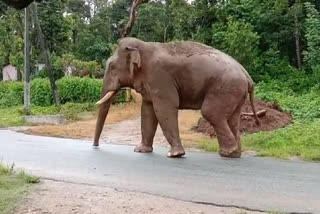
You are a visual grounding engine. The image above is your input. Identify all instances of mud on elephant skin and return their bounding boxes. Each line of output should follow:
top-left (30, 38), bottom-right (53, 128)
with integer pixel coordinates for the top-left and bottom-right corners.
top-left (94, 37), bottom-right (260, 158)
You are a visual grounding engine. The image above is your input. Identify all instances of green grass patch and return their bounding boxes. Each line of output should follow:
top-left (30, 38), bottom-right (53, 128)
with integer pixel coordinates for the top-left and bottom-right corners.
top-left (243, 120), bottom-right (320, 161)
top-left (198, 138), bottom-right (219, 152)
top-left (0, 107), bottom-right (25, 128)
top-left (0, 103), bottom-right (98, 128)
top-left (197, 120), bottom-right (320, 161)
top-left (0, 163), bottom-right (39, 214)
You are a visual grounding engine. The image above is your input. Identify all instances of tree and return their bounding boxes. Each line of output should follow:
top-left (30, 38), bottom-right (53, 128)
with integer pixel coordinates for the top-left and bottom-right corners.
top-left (293, 0), bottom-right (302, 70)
top-left (221, 18), bottom-right (260, 71)
top-left (304, 2), bottom-right (320, 71)
top-left (132, 1), bottom-right (169, 42)
top-left (38, 0), bottom-right (72, 55)
top-left (0, 8), bottom-right (24, 73)
top-left (32, 2), bottom-right (60, 105)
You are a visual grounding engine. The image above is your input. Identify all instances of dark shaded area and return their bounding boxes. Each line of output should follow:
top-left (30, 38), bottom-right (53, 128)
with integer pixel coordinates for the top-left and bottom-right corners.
top-left (194, 99), bottom-right (293, 137)
top-left (1, 0), bottom-right (39, 9)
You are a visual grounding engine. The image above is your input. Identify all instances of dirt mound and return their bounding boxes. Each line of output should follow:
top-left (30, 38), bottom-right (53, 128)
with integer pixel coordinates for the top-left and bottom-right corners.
top-left (194, 99), bottom-right (292, 137)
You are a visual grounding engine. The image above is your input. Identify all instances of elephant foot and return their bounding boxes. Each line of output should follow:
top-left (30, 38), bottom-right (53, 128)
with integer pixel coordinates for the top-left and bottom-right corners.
top-left (219, 145), bottom-right (241, 158)
top-left (167, 147), bottom-right (185, 158)
top-left (134, 144), bottom-right (153, 153)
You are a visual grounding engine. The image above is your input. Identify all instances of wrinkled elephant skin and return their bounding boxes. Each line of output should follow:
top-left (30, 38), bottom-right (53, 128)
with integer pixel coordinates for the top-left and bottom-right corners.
top-left (94, 37), bottom-right (259, 158)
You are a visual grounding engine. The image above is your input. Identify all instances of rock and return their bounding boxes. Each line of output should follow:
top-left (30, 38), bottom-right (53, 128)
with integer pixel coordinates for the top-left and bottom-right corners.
top-left (23, 115), bottom-right (66, 125)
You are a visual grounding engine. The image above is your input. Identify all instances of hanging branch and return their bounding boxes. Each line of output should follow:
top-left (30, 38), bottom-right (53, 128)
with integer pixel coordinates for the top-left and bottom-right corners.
top-left (121, 0), bottom-right (148, 38)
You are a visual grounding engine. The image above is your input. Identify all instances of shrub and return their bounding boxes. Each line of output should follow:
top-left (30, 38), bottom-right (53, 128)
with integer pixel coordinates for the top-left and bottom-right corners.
top-left (0, 81), bottom-right (23, 107)
top-left (54, 54), bottom-right (103, 78)
top-left (57, 77), bottom-right (102, 104)
top-left (31, 78), bottom-right (52, 106)
top-left (256, 80), bottom-right (320, 119)
top-left (0, 77), bottom-right (128, 107)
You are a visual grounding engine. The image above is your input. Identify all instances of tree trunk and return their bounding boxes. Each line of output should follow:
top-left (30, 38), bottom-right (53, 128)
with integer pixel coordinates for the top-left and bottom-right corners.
top-left (24, 6), bottom-right (31, 112)
top-left (32, 2), bottom-right (60, 105)
top-left (120, 0), bottom-right (148, 38)
top-left (294, 0), bottom-right (302, 70)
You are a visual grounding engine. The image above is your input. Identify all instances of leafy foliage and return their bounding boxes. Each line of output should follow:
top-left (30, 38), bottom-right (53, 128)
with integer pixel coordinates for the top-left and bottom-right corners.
top-left (57, 77), bottom-right (103, 104)
top-left (304, 2), bottom-right (320, 71)
top-left (0, 77), bottom-right (127, 107)
top-left (0, 81), bottom-right (23, 107)
top-left (216, 18), bottom-right (260, 72)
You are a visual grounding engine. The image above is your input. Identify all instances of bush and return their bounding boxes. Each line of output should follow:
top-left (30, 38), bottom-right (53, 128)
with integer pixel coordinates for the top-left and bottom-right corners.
top-left (0, 81), bottom-right (23, 107)
top-left (54, 54), bottom-right (103, 78)
top-left (57, 77), bottom-right (102, 104)
top-left (31, 79), bottom-right (52, 106)
top-left (256, 80), bottom-right (320, 119)
top-left (0, 77), bottom-right (128, 107)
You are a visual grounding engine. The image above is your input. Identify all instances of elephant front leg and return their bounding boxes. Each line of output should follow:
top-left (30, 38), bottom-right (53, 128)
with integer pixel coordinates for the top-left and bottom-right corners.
top-left (153, 100), bottom-right (185, 158)
top-left (134, 100), bottom-right (158, 153)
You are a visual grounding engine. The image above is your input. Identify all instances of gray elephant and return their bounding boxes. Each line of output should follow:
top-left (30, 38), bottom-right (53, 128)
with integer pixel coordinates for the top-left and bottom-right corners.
top-left (94, 37), bottom-right (259, 158)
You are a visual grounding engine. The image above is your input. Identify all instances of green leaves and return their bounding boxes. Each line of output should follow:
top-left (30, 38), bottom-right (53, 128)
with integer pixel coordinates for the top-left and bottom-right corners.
top-left (222, 18), bottom-right (260, 69)
top-left (0, 77), bottom-right (126, 107)
top-left (304, 2), bottom-right (320, 71)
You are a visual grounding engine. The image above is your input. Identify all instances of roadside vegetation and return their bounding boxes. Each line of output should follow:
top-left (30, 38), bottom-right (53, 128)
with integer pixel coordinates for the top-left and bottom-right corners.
top-left (0, 163), bottom-right (39, 214)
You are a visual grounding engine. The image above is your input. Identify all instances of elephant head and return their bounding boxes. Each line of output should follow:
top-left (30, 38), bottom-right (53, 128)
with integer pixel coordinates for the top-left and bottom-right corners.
top-left (93, 38), bottom-right (146, 146)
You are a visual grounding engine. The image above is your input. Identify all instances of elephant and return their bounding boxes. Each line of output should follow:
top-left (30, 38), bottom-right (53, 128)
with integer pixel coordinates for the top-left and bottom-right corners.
top-left (94, 37), bottom-right (260, 158)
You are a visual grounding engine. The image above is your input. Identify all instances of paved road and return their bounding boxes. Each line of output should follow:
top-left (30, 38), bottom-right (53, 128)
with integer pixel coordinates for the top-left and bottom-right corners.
top-left (0, 130), bottom-right (319, 214)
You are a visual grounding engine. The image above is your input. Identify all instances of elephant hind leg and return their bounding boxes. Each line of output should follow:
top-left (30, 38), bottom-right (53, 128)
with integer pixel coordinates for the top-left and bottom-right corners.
top-left (227, 96), bottom-right (247, 158)
top-left (201, 93), bottom-right (242, 158)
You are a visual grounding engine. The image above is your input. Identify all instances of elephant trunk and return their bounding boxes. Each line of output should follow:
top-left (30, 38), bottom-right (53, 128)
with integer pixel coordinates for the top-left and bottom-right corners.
top-left (93, 91), bottom-right (116, 146)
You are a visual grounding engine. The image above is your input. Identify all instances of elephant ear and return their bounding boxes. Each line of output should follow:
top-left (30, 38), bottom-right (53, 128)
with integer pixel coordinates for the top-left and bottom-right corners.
top-left (126, 46), bottom-right (141, 79)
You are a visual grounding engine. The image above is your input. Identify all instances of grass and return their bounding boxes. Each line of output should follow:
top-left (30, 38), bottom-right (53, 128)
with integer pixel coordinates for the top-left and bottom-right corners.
top-left (197, 119), bottom-right (320, 161)
top-left (0, 107), bottom-right (25, 128)
top-left (0, 103), bottom-right (98, 128)
top-left (0, 163), bottom-right (40, 214)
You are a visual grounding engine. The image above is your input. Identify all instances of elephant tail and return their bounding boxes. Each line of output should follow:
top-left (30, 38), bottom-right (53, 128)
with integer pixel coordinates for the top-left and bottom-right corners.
top-left (248, 84), bottom-right (261, 126)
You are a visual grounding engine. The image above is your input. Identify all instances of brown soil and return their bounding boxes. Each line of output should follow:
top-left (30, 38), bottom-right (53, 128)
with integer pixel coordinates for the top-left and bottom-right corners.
top-left (194, 99), bottom-right (293, 137)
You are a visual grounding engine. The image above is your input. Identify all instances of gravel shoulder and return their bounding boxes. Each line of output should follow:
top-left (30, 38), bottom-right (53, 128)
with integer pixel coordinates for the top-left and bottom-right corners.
top-left (15, 179), bottom-right (262, 214)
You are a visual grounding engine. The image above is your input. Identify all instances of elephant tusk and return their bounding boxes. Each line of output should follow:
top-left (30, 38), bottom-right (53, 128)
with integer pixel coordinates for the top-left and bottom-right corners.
top-left (96, 91), bottom-right (115, 105)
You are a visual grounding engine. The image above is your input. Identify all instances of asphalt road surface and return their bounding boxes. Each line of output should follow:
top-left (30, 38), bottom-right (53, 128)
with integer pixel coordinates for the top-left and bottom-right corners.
top-left (0, 130), bottom-right (319, 213)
